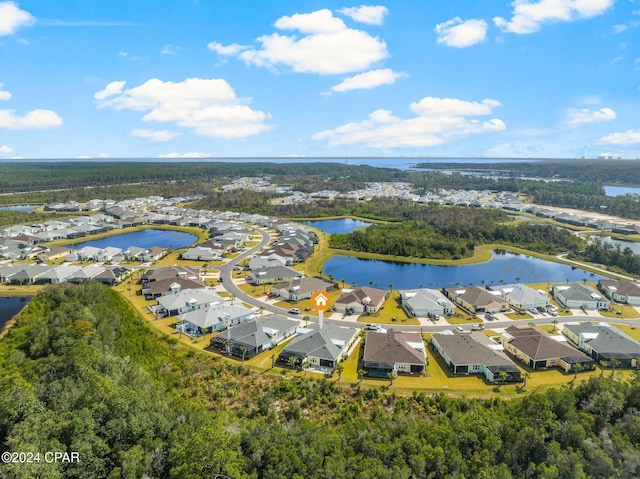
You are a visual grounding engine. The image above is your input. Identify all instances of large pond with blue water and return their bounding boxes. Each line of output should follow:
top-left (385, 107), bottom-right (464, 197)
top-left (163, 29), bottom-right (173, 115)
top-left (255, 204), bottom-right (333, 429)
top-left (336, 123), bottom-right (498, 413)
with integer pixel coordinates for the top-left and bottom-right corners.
top-left (322, 251), bottom-right (600, 289)
top-left (0, 205), bottom-right (40, 212)
top-left (604, 185), bottom-right (640, 197)
top-left (0, 296), bottom-right (30, 331)
top-left (73, 229), bottom-right (197, 250)
top-left (302, 218), bottom-right (374, 235)
top-left (590, 235), bottom-right (640, 255)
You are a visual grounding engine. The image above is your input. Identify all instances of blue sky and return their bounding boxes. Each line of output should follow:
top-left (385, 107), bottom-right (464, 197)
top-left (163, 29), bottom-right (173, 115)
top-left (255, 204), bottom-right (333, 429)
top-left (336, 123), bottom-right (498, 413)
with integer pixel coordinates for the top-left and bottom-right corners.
top-left (1, 0), bottom-right (639, 159)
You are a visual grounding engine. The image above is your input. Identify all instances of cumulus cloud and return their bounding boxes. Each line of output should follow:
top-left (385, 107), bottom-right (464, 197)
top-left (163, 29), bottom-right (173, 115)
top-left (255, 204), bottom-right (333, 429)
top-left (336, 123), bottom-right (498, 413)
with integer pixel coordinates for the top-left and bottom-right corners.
top-left (210, 9), bottom-right (388, 74)
top-left (0, 83), bottom-right (11, 101)
top-left (312, 96), bottom-right (505, 149)
top-left (330, 68), bottom-right (404, 92)
top-left (159, 151), bottom-right (211, 158)
top-left (94, 77), bottom-right (272, 139)
top-left (0, 144), bottom-right (14, 155)
top-left (338, 5), bottom-right (388, 25)
top-left (435, 17), bottom-right (488, 47)
top-left (131, 128), bottom-right (181, 142)
top-left (494, 0), bottom-right (614, 34)
top-left (0, 1), bottom-right (34, 36)
top-left (565, 107), bottom-right (617, 126)
top-left (0, 109), bottom-right (62, 129)
top-left (598, 129), bottom-right (640, 145)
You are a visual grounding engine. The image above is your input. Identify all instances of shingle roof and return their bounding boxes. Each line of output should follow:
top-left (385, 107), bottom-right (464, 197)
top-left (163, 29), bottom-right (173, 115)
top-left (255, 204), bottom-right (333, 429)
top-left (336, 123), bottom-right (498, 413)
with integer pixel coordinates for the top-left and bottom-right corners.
top-left (504, 326), bottom-right (592, 363)
top-left (216, 315), bottom-right (299, 349)
top-left (363, 330), bottom-right (426, 365)
top-left (281, 324), bottom-right (356, 361)
top-left (564, 322), bottom-right (640, 359)
top-left (434, 332), bottom-right (519, 370)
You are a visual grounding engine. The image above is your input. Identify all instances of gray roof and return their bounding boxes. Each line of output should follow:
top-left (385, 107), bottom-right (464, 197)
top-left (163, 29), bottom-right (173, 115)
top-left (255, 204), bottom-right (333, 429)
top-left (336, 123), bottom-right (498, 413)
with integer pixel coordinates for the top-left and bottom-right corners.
top-left (281, 324), bottom-right (356, 361)
top-left (216, 315), bottom-right (299, 349)
top-left (599, 280), bottom-right (640, 297)
top-left (363, 330), bottom-right (426, 365)
top-left (564, 322), bottom-right (640, 359)
top-left (555, 284), bottom-right (606, 302)
top-left (178, 302), bottom-right (254, 329)
top-left (503, 326), bottom-right (592, 363)
top-left (434, 332), bottom-right (519, 370)
top-left (251, 265), bottom-right (300, 280)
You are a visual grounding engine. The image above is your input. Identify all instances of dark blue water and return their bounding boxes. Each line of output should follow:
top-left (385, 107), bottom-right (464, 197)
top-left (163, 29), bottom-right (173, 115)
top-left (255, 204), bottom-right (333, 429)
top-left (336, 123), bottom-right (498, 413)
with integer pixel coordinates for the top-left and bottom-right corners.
top-left (604, 185), bottom-right (640, 197)
top-left (0, 205), bottom-right (39, 212)
top-left (73, 229), bottom-right (196, 250)
top-left (302, 218), bottom-right (373, 235)
top-left (0, 296), bottom-right (30, 331)
top-left (322, 251), bottom-right (600, 289)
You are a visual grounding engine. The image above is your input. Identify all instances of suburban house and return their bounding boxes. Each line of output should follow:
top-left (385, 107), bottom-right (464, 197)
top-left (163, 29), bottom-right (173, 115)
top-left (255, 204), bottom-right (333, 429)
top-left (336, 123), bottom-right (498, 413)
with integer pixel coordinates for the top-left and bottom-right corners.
top-left (362, 329), bottom-right (427, 376)
top-left (563, 322), bottom-right (640, 368)
top-left (598, 279), bottom-right (640, 306)
top-left (552, 284), bottom-right (610, 310)
top-left (490, 283), bottom-right (550, 311)
top-left (210, 315), bottom-right (299, 358)
top-left (144, 277), bottom-right (206, 299)
top-left (141, 265), bottom-right (201, 289)
top-left (333, 286), bottom-right (388, 315)
top-left (180, 246), bottom-right (223, 261)
top-left (249, 256), bottom-right (287, 270)
top-left (93, 266), bottom-right (130, 286)
top-left (277, 324), bottom-right (358, 371)
top-left (444, 286), bottom-right (510, 314)
top-left (246, 265), bottom-right (300, 286)
top-left (36, 246), bottom-right (71, 263)
top-left (176, 302), bottom-right (255, 336)
top-left (500, 326), bottom-right (594, 372)
top-left (399, 288), bottom-right (455, 318)
top-left (154, 288), bottom-right (223, 317)
top-left (431, 331), bottom-right (522, 382)
top-left (270, 277), bottom-right (336, 302)
top-left (142, 246), bottom-right (168, 262)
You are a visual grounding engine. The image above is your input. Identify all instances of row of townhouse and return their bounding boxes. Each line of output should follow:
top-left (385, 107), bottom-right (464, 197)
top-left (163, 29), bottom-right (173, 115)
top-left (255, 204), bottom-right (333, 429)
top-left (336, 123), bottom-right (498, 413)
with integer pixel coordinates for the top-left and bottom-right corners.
top-left (0, 264), bottom-right (130, 286)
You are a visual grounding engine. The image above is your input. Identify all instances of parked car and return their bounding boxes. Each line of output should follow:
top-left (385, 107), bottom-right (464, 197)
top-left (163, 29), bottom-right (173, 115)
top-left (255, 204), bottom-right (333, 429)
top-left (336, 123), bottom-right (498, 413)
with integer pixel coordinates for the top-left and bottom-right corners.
top-left (548, 309), bottom-right (558, 316)
top-left (471, 324), bottom-right (484, 331)
top-left (288, 308), bottom-right (300, 315)
top-left (267, 292), bottom-right (276, 299)
top-left (484, 313), bottom-right (494, 321)
top-left (365, 323), bottom-right (380, 330)
top-left (456, 326), bottom-right (465, 332)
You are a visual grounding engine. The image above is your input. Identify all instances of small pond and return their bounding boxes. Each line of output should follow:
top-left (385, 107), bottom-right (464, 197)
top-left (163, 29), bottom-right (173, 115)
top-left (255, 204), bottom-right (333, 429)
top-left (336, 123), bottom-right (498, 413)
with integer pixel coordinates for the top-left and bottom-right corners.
top-left (0, 296), bottom-right (31, 331)
top-left (301, 218), bottom-right (374, 235)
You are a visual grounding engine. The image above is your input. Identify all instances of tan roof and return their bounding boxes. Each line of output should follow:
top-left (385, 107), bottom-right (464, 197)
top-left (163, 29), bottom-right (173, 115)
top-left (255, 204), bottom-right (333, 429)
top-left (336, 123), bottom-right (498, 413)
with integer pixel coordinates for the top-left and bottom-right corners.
top-left (335, 286), bottom-right (387, 307)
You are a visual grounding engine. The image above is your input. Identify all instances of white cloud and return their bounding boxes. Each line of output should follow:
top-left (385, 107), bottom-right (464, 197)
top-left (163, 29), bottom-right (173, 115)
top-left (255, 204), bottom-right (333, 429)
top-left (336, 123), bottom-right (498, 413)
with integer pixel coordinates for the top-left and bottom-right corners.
top-left (159, 151), bottom-right (211, 158)
top-left (0, 1), bottom-right (34, 36)
top-left (161, 44), bottom-right (179, 55)
top-left (435, 17), bottom-right (488, 47)
top-left (330, 68), bottom-right (404, 92)
top-left (0, 83), bottom-right (11, 101)
top-left (212, 9), bottom-right (388, 74)
top-left (207, 41), bottom-right (247, 55)
top-left (131, 128), bottom-right (181, 142)
top-left (613, 24), bottom-right (628, 33)
top-left (598, 129), bottom-right (640, 145)
top-left (94, 81), bottom-right (126, 100)
top-left (312, 96), bottom-right (505, 149)
top-left (338, 5), bottom-right (388, 25)
top-left (0, 144), bottom-right (14, 155)
top-left (95, 77), bottom-right (272, 139)
top-left (494, 0), bottom-right (615, 34)
top-left (565, 107), bottom-right (617, 126)
top-left (0, 109), bottom-right (62, 129)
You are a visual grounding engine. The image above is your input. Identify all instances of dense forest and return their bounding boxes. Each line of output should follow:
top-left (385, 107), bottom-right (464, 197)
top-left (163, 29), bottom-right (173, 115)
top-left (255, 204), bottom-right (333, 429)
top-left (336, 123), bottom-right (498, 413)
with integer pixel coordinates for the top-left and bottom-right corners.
top-left (321, 200), bottom-right (583, 259)
top-left (2, 282), bottom-right (640, 478)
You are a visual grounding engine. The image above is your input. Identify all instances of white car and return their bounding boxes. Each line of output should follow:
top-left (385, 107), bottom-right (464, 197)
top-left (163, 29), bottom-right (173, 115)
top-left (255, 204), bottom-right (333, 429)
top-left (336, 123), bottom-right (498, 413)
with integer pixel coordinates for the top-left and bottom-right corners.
top-left (456, 326), bottom-right (465, 332)
top-left (288, 308), bottom-right (300, 315)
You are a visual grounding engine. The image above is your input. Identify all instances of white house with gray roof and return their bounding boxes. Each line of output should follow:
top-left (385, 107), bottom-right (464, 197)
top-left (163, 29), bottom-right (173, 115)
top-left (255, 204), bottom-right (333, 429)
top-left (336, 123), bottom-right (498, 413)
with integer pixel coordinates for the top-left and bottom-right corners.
top-left (176, 301), bottom-right (255, 336)
top-left (490, 283), bottom-right (549, 311)
top-left (552, 284), bottom-right (610, 310)
top-left (155, 288), bottom-right (223, 317)
top-left (247, 265), bottom-right (300, 285)
top-left (400, 288), bottom-right (455, 318)
top-left (211, 315), bottom-right (299, 357)
top-left (563, 322), bottom-right (640, 368)
top-left (278, 324), bottom-right (357, 371)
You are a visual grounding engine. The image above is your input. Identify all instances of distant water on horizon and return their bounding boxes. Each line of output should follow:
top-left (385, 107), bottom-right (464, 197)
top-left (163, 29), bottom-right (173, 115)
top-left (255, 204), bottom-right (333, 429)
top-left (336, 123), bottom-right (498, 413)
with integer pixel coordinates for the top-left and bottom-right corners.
top-left (0, 157), bottom-right (540, 171)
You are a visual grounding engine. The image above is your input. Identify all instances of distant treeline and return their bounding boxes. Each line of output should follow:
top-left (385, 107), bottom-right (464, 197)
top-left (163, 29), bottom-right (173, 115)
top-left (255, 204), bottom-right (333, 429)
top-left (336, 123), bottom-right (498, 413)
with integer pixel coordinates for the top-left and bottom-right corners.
top-left (0, 161), bottom-right (407, 195)
top-left (1, 282), bottom-right (640, 478)
top-left (329, 202), bottom-right (583, 259)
